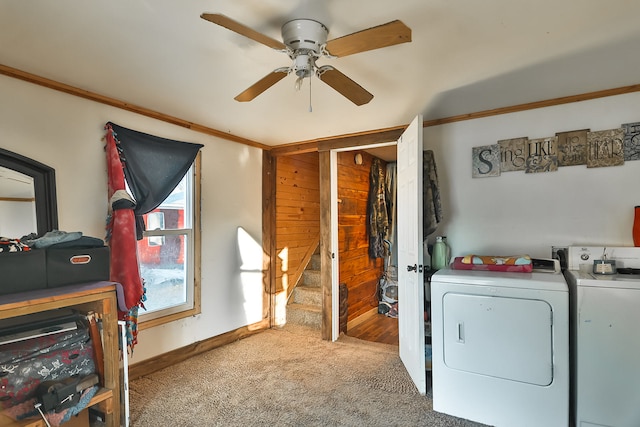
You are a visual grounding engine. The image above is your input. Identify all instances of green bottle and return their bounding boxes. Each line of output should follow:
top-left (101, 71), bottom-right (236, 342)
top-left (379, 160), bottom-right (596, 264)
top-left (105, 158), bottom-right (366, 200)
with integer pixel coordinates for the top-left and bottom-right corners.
top-left (432, 236), bottom-right (448, 270)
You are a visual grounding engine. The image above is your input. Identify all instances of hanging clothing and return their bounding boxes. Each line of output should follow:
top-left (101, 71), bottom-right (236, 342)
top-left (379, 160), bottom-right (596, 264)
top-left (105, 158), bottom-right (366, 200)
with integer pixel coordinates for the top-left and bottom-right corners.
top-left (368, 158), bottom-right (388, 258)
top-left (423, 150), bottom-right (443, 239)
top-left (384, 162), bottom-right (397, 266)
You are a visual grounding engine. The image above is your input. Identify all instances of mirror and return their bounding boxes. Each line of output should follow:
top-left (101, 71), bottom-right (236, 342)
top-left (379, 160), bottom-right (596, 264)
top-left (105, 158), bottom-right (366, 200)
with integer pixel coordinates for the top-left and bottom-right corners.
top-left (0, 166), bottom-right (36, 237)
top-left (0, 148), bottom-right (58, 237)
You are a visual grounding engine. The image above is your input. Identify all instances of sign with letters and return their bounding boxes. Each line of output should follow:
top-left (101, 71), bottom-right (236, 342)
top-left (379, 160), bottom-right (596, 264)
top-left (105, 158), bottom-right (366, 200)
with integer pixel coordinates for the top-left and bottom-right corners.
top-left (622, 122), bottom-right (640, 161)
top-left (587, 128), bottom-right (624, 168)
top-left (525, 136), bottom-right (558, 173)
top-left (499, 137), bottom-right (527, 172)
top-left (471, 121), bottom-right (638, 178)
top-left (472, 144), bottom-right (500, 178)
top-left (556, 129), bottom-right (588, 166)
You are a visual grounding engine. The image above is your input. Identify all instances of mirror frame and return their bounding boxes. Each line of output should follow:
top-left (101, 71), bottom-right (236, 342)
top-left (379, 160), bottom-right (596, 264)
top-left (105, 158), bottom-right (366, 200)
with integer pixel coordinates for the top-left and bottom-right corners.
top-left (0, 147), bottom-right (58, 236)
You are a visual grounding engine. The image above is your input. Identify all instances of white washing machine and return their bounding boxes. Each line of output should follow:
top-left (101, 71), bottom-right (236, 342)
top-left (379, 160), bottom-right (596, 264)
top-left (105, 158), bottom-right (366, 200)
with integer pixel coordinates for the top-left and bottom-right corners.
top-left (431, 269), bottom-right (569, 427)
top-left (563, 246), bottom-right (640, 427)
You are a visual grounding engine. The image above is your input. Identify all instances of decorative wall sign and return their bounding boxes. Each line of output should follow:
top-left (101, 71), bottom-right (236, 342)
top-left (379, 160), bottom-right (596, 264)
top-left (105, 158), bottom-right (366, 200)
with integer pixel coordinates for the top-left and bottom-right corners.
top-left (471, 120), bottom-right (638, 178)
top-left (622, 122), bottom-right (640, 161)
top-left (472, 144), bottom-right (500, 178)
top-left (525, 137), bottom-right (558, 173)
top-left (587, 128), bottom-right (624, 168)
top-left (556, 129), bottom-right (588, 166)
top-left (499, 137), bottom-right (527, 172)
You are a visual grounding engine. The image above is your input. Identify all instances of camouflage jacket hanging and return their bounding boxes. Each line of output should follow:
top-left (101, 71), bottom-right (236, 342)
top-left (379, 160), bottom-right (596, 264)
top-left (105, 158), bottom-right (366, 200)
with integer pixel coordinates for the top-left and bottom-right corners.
top-left (368, 158), bottom-right (389, 258)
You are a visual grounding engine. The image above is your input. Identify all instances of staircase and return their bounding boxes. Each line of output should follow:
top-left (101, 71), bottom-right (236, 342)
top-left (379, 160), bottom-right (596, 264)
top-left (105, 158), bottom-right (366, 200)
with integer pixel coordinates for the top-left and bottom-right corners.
top-left (287, 252), bottom-right (322, 329)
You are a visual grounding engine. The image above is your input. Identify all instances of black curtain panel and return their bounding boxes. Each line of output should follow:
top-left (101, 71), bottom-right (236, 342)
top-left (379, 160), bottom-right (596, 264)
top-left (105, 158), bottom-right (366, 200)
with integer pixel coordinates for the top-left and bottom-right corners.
top-left (108, 122), bottom-right (203, 239)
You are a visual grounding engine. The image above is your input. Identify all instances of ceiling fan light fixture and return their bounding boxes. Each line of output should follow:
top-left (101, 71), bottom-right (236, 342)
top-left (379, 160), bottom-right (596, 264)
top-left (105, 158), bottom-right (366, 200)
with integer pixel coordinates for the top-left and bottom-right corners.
top-left (293, 52), bottom-right (315, 78)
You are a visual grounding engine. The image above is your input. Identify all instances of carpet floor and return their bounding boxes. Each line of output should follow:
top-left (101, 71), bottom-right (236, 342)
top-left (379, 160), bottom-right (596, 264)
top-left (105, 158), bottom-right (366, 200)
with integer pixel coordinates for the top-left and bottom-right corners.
top-left (129, 325), bottom-right (487, 427)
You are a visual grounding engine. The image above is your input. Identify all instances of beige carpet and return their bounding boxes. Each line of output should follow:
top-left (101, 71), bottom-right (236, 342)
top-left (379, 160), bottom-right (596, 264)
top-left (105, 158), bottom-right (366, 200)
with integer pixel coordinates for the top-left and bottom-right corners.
top-left (129, 325), bottom-right (486, 426)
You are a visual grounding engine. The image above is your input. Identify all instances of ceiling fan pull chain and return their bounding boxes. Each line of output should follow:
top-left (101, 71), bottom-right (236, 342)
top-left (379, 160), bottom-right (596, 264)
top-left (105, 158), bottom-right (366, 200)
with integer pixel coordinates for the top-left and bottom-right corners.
top-left (309, 75), bottom-right (313, 113)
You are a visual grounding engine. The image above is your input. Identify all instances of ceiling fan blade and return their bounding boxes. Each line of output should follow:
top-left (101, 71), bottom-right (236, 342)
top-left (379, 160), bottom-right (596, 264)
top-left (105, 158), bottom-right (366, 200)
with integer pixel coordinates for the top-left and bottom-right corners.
top-left (234, 69), bottom-right (289, 102)
top-left (317, 66), bottom-right (373, 106)
top-left (201, 13), bottom-right (286, 51)
top-left (325, 20), bottom-right (411, 58)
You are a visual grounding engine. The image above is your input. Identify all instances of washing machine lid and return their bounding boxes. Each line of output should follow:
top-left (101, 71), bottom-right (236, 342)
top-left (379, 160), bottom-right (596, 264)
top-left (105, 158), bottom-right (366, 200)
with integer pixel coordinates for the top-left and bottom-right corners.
top-left (432, 269), bottom-right (568, 292)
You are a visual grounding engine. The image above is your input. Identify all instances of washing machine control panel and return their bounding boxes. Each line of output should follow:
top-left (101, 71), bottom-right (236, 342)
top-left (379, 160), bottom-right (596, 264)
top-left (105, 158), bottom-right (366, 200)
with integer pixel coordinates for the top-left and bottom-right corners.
top-left (567, 246), bottom-right (640, 271)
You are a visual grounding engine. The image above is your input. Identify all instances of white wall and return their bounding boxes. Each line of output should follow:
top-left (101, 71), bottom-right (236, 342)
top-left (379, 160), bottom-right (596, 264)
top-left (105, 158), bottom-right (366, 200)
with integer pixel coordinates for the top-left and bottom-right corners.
top-left (0, 75), bottom-right (264, 363)
top-left (424, 92), bottom-right (640, 259)
top-left (0, 201), bottom-right (36, 237)
top-left (5, 71), bottom-right (639, 361)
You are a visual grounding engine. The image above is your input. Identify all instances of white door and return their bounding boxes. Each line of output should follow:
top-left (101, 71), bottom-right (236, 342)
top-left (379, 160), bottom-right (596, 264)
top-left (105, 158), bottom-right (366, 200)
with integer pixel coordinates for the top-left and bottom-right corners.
top-left (397, 114), bottom-right (426, 394)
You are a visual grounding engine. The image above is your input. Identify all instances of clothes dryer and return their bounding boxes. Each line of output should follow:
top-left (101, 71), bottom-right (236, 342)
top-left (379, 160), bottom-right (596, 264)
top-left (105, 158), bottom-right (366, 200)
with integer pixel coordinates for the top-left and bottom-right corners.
top-left (431, 269), bottom-right (569, 427)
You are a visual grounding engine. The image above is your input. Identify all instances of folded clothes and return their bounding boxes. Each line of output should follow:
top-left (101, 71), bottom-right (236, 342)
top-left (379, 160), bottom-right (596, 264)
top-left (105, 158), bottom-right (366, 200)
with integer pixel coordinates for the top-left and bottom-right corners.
top-left (452, 257), bottom-right (533, 272)
top-left (461, 254), bottom-right (531, 265)
top-left (25, 230), bottom-right (83, 249)
top-left (0, 237), bottom-right (30, 252)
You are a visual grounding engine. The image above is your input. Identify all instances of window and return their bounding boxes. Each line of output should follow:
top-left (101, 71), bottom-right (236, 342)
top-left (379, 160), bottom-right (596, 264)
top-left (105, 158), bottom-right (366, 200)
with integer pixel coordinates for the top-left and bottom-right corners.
top-left (146, 212), bottom-right (165, 246)
top-left (138, 159), bottom-right (201, 328)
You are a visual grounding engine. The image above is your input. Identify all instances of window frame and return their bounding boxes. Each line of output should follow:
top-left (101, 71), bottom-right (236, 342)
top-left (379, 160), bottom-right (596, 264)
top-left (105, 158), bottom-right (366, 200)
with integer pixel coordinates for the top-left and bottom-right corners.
top-left (138, 153), bottom-right (201, 329)
top-left (146, 211), bottom-right (166, 246)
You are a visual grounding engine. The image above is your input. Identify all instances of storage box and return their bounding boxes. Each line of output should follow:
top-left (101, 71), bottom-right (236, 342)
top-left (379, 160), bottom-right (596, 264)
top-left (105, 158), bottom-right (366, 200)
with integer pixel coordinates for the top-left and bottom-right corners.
top-left (0, 250), bottom-right (47, 296)
top-left (46, 246), bottom-right (110, 288)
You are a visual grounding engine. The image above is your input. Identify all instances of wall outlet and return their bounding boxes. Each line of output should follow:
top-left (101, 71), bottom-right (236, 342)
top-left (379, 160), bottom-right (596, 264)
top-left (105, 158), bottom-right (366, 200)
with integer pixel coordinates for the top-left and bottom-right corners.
top-left (551, 246), bottom-right (568, 260)
top-left (551, 246), bottom-right (568, 270)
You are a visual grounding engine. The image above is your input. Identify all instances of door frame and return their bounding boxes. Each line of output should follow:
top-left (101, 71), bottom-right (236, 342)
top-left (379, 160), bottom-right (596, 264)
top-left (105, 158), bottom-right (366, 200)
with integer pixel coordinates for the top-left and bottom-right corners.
top-left (324, 141), bottom-right (397, 341)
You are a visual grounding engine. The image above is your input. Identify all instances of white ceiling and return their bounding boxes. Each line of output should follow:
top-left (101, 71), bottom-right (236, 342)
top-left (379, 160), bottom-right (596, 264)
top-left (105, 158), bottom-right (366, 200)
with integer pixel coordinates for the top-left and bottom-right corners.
top-left (2, 0), bottom-right (640, 147)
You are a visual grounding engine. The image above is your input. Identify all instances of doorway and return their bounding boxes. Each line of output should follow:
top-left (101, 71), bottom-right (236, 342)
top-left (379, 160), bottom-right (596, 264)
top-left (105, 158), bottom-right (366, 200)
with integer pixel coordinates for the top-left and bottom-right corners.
top-left (331, 143), bottom-right (399, 346)
top-left (325, 115), bottom-right (426, 395)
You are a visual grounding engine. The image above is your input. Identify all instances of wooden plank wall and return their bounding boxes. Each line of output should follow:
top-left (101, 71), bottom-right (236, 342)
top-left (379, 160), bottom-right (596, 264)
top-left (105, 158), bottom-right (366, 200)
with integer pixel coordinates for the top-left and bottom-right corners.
top-left (275, 153), bottom-right (320, 298)
top-left (337, 151), bottom-right (385, 321)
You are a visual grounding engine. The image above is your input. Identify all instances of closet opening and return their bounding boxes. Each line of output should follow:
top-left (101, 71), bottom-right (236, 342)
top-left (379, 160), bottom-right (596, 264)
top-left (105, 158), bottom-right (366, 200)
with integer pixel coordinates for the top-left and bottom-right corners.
top-left (333, 143), bottom-right (399, 346)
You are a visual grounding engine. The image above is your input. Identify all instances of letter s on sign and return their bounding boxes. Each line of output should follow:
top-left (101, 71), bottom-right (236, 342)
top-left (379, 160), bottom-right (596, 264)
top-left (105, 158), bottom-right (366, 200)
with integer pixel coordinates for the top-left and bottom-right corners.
top-left (478, 149), bottom-right (494, 174)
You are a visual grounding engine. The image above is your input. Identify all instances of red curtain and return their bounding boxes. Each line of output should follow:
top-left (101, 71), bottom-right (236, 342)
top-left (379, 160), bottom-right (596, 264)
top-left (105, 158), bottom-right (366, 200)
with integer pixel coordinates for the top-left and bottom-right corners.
top-left (104, 123), bottom-right (144, 349)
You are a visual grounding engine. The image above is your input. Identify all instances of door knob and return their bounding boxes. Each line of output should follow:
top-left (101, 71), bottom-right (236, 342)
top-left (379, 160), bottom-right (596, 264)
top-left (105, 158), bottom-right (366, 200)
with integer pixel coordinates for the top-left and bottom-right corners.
top-left (407, 264), bottom-right (417, 272)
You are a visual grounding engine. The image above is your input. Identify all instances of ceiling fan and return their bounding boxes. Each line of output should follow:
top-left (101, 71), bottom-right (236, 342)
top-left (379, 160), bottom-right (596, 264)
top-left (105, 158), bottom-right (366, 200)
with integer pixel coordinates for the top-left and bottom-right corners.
top-left (200, 13), bottom-right (411, 106)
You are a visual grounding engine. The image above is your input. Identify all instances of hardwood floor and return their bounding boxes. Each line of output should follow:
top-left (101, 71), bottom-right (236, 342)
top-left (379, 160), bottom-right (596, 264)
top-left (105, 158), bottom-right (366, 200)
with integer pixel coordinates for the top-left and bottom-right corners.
top-left (347, 312), bottom-right (399, 346)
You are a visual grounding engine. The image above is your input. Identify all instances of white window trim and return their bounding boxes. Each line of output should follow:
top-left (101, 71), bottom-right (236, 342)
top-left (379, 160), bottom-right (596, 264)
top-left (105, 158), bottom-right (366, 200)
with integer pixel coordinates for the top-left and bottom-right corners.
top-left (138, 154), bottom-right (201, 329)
